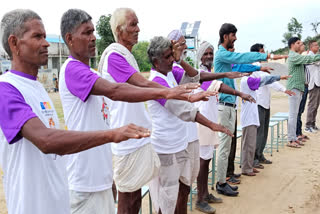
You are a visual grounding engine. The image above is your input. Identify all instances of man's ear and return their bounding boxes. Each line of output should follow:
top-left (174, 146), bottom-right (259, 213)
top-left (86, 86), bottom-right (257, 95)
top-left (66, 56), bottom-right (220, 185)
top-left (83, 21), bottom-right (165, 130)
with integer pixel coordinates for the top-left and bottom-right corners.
top-left (8, 35), bottom-right (19, 55)
top-left (154, 58), bottom-right (159, 70)
top-left (116, 26), bottom-right (123, 38)
top-left (65, 33), bottom-right (72, 47)
top-left (223, 34), bottom-right (228, 42)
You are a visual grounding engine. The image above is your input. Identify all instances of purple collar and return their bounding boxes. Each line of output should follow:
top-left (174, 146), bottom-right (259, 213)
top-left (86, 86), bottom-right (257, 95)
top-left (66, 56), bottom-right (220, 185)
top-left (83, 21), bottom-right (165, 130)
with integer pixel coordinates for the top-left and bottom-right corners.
top-left (10, 70), bottom-right (37, 80)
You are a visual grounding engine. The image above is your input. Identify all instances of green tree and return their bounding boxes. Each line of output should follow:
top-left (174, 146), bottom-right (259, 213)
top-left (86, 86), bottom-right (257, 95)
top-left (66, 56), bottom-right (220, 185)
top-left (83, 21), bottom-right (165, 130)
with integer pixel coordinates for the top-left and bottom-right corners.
top-left (132, 41), bottom-right (152, 72)
top-left (96, 14), bottom-right (115, 56)
top-left (282, 32), bottom-right (293, 46)
top-left (282, 17), bottom-right (303, 46)
top-left (185, 56), bottom-right (194, 67)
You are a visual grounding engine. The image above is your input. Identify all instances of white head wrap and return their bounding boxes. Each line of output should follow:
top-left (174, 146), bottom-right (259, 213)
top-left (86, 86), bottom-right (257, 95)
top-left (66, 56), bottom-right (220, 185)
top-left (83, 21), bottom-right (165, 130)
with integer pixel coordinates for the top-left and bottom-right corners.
top-left (167, 29), bottom-right (183, 41)
top-left (197, 41), bottom-right (214, 64)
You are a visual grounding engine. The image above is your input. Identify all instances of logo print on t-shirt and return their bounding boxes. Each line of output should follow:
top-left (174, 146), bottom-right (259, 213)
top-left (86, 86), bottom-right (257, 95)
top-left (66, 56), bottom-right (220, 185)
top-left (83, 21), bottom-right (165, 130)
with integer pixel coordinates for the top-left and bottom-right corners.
top-left (40, 101), bottom-right (55, 118)
top-left (49, 117), bottom-right (55, 128)
top-left (101, 98), bottom-right (110, 126)
top-left (40, 102), bottom-right (52, 110)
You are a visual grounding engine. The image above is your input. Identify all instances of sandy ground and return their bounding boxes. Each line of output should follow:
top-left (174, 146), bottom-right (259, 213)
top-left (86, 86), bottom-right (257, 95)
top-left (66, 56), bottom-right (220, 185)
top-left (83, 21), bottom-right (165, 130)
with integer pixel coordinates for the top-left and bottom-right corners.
top-left (1, 85), bottom-right (320, 214)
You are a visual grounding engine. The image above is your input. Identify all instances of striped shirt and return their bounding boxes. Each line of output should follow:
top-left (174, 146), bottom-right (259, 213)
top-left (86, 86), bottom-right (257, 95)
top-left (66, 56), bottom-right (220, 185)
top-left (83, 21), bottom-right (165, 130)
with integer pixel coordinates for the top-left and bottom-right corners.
top-left (287, 50), bottom-right (320, 92)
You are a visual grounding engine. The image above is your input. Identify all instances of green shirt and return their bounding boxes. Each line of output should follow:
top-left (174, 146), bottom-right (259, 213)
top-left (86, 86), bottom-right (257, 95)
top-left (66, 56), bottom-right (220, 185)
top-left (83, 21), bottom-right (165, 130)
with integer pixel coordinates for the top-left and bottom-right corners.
top-left (287, 50), bottom-right (320, 92)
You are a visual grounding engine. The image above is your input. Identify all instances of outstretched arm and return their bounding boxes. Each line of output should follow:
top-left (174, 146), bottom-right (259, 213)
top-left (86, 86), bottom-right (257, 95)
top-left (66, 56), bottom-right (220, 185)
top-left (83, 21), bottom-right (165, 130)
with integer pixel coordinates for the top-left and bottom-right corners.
top-left (164, 99), bottom-right (233, 136)
top-left (200, 71), bottom-right (249, 82)
top-left (219, 83), bottom-right (256, 103)
top-left (21, 117), bottom-right (150, 156)
top-left (259, 75), bottom-right (290, 87)
top-left (195, 112), bottom-right (233, 137)
top-left (92, 77), bottom-right (172, 102)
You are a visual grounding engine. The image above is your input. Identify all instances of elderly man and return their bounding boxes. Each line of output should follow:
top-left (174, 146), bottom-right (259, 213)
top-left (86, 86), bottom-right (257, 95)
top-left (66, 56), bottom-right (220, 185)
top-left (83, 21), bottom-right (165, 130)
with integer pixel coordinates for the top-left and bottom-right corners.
top-left (194, 41), bottom-right (257, 213)
top-left (0, 9), bottom-right (150, 214)
top-left (286, 37), bottom-right (320, 147)
top-left (59, 9), bottom-right (203, 214)
top-left (305, 40), bottom-right (320, 133)
top-left (146, 36), bottom-right (235, 214)
top-left (214, 23), bottom-right (287, 196)
top-left (97, 8), bottom-right (210, 214)
top-left (167, 30), bottom-right (257, 192)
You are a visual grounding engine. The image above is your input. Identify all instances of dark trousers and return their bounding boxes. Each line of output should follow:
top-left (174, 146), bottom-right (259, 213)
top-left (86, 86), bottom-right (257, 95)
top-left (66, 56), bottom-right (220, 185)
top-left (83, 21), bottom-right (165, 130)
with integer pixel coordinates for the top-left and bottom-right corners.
top-left (255, 105), bottom-right (270, 162)
top-left (296, 84), bottom-right (308, 136)
top-left (227, 110), bottom-right (237, 177)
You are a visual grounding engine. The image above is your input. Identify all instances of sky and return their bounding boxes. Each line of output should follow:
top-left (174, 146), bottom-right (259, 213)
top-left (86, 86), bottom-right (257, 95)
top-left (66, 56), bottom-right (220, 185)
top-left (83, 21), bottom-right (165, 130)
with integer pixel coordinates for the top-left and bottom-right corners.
top-left (0, 0), bottom-right (319, 53)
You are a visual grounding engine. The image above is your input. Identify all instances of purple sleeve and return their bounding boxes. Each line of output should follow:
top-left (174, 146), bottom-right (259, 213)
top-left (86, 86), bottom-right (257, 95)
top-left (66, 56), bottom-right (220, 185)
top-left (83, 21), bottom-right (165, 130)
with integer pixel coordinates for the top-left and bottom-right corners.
top-left (65, 60), bottom-right (100, 102)
top-left (199, 70), bottom-right (212, 91)
top-left (247, 77), bottom-right (261, 91)
top-left (151, 76), bottom-right (170, 106)
top-left (200, 80), bottom-right (212, 91)
top-left (171, 65), bottom-right (185, 84)
top-left (107, 52), bottom-right (138, 83)
top-left (0, 82), bottom-right (37, 144)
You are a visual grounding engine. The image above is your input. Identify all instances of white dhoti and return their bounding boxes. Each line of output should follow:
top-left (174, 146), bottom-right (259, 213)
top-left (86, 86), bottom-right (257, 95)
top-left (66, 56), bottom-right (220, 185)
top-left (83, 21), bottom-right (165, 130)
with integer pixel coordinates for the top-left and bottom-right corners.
top-left (188, 140), bottom-right (200, 184)
top-left (69, 189), bottom-right (114, 214)
top-left (149, 149), bottom-right (192, 214)
top-left (199, 145), bottom-right (215, 160)
top-left (113, 143), bottom-right (160, 192)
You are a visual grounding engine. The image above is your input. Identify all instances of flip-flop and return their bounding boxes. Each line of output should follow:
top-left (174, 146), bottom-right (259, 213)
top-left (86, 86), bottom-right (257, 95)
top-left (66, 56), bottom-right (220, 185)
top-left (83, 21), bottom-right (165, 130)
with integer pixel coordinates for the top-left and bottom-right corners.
top-left (296, 140), bottom-right (305, 146)
top-left (302, 135), bottom-right (310, 140)
top-left (298, 137), bottom-right (307, 142)
top-left (287, 142), bottom-right (301, 148)
top-left (298, 135), bottom-right (310, 140)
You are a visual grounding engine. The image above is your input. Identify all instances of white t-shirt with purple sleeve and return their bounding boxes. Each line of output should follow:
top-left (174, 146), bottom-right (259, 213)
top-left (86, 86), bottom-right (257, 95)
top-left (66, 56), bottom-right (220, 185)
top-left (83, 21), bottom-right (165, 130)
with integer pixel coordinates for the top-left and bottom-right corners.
top-left (101, 51), bottom-right (151, 156)
top-left (172, 64), bottom-right (199, 143)
top-left (0, 71), bottom-right (69, 214)
top-left (194, 67), bottom-right (220, 123)
top-left (240, 76), bottom-right (260, 128)
top-left (59, 56), bottom-right (113, 192)
top-left (147, 69), bottom-right (188, 154)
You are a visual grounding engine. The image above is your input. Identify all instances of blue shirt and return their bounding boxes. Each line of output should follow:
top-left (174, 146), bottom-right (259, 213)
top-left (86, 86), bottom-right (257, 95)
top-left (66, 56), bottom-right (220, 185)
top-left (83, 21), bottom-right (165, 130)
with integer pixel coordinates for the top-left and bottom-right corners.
top-left (214, 45), bottom-right (267, 103)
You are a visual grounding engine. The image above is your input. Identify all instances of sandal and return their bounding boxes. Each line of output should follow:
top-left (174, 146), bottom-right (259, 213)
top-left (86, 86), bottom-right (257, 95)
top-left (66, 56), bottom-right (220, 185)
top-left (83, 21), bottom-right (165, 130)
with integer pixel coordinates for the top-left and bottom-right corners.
top-left (296, 140), bottom-right (305, 146)
top-left (297, 137), bottom-right (307, 142)
top-left (287, 141), bottom-right (301, 148)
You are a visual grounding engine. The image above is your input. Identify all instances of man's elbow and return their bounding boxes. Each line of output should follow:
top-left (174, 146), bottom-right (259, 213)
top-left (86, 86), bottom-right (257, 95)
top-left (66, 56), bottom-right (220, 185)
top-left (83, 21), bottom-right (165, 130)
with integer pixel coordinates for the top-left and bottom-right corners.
top-left (106, 84), bottom-right (125, 101)
top-left (36, 136), bottom-right (53, 154)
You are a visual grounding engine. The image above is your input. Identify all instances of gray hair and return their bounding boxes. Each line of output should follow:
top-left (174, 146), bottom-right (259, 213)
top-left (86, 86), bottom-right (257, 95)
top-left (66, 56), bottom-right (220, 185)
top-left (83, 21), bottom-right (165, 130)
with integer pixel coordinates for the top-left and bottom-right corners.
top-left (147, 36), bottom-right (171, 68)
top-left (60, 9), bottom-right (92, 44)
top-left (1, 9), bottom-right (41, 58)
top-left (110, 8), bottom-right (135, 42)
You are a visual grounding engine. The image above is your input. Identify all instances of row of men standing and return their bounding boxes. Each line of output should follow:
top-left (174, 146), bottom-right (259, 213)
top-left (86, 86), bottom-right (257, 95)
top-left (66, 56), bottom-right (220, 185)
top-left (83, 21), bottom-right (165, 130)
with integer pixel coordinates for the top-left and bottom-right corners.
top-left (1, 7), bottom-right (320, 214)
top-left (0, 7), bottom-right (247, 214)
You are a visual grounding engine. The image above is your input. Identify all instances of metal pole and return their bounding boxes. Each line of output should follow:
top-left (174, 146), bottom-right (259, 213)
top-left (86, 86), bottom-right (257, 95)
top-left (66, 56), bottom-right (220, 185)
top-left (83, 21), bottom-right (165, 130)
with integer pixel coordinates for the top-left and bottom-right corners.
top-left (59, 35), bottom-right (62, 73)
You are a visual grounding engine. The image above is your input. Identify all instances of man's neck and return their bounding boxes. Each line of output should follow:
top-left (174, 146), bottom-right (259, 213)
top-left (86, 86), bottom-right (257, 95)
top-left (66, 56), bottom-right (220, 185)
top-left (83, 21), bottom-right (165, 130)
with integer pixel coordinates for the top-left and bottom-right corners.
top-left (290, 48), bottom-right (298, 53)
top-left (11, 59), bottom-right (39, 77)
top-left (202, 64), bottom-right (211, 71)
top-left (221, 42), bottom-right (228, 50)
top-left (70, 52), bottom-right (90, 65)
top-left (118, 40), bottom-right (133, 52)
top-left (155, 68), bottom-right (168, 76)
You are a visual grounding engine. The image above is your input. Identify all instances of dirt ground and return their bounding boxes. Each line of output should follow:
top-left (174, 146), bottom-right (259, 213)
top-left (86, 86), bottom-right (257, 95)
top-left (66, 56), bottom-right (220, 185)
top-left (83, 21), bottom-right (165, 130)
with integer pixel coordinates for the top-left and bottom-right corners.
top-left (1, 85), bottom-right (320, 214)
